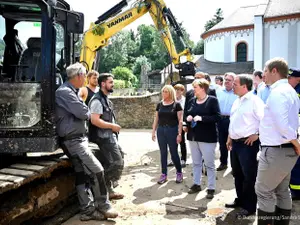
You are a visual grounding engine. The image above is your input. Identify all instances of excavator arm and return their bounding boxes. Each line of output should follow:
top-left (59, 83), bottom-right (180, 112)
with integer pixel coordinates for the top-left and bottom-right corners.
top-left (80, 0), bottom-right (195, 80)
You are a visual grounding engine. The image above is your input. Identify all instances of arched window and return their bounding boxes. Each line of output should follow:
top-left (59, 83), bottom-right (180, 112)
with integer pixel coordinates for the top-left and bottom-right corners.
top-left (236, 42), bottom-right (247, 62)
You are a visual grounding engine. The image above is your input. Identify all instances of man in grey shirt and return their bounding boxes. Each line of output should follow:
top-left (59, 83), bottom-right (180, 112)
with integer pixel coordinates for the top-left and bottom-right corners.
top-left (88, 73), bottom-right (124, 200)
top-left (55, 63), bottom-right (118, 221)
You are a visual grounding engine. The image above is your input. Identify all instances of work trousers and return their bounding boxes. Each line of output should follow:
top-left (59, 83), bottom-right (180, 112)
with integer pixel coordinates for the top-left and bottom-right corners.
top-left (93, 136), bottom-right (124, 192)
top-left (61, 137), bottom-right (111, 215)
top-left (157, 125), bottom-right (182, 175)
top-left (231, 140), bottom-right (259, 213)
top-left (255, 146), bottom-right (299, 212)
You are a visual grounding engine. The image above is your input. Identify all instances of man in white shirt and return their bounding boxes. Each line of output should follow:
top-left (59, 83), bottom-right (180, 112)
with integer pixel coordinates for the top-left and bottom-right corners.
top-left (255, 58), bottom-right (300, 225)
top-left (225, 74), bottom-right (264, 218)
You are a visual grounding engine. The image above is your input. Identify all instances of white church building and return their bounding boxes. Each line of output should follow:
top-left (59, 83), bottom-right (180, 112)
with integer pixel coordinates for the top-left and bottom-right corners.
top-left (199, 0), bottom-right (300, 74)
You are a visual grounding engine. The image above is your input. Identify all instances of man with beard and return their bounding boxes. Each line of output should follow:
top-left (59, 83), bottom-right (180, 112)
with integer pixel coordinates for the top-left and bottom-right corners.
top-left (79, 70), bottom-right (99, 105)
top-left (88, 73), bottom-right (124, 200)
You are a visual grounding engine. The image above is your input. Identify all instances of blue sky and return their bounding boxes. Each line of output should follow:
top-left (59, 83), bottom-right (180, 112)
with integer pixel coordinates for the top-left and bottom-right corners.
top-left (68, 0), bottom-right (267, 42)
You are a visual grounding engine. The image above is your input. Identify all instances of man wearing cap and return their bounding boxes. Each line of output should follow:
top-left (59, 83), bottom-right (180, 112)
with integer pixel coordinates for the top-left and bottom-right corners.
top-left (288, 68), bottom-right (300, 201)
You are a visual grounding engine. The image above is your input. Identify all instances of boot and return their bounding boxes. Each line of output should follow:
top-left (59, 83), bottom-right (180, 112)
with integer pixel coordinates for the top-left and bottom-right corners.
top-left (257, 208), bottom-right (274, 225)
top-left (274, 206), bottom-right (291, 225)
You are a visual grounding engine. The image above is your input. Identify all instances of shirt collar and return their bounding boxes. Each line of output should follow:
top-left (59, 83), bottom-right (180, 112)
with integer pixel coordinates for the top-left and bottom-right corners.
top-left (222, 87), bottom-right (234, 93)
top-left (65, 81), bottom-right (78, 93)
top-left (270, 79), bottom-right (288, 90)
top-left (240, 91), bottom-right (252, 101)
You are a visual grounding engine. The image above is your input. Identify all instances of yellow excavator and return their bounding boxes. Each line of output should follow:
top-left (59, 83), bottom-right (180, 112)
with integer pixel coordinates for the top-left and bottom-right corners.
top-left (80, 0), bottom-right (195, 82)
top-left (0, 1), bottom-right (195, 224)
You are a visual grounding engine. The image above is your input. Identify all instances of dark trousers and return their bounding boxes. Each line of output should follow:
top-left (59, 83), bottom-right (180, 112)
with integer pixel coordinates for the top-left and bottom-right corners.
top-left (218, 118), bottom-right (230, 165)
top-left (231, 139), bottom-right (259, 213)
top-left (93, 137), bottom-right (124, 192)
top-left (180, 130), bottom-right (187, 161)
top-left (157, 125), bottom-right (182, 175)
top-left (290, 157), bottom-right (300, 197)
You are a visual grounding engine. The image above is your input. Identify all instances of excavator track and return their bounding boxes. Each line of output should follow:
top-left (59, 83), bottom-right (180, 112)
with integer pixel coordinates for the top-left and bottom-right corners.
top-left (0, 151), bottom-right (76, 225)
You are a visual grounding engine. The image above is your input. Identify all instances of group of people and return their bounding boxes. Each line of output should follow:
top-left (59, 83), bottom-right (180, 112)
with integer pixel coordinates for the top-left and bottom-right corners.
top-left (55, 63), bottom-right (124, 221)
top-left (151, 57), bottom-right (300, 224)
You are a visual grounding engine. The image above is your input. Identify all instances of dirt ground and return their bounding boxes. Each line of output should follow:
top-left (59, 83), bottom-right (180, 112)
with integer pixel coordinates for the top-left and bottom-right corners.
top-left (63, 130), bottom-right (300, 225)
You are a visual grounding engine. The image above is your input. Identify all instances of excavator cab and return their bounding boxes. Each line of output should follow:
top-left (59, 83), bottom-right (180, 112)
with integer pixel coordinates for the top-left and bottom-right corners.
top-left (0, 0), bottom-right (84, 154)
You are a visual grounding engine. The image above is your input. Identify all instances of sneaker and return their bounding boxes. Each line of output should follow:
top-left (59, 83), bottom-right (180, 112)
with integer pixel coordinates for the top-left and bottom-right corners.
top-left (167, 161), bottom-right (174, 167)
top-left (157, 174), bottom-right (167, 184)
top-left (188, 184), bottom-right (201, 194)
top-left (206, 189), bottom-right (215, 199)
top-left (176, 172), bottom-right (183, 183)
top-left (181, 160), bottom-right (186, 168)
top-left (80, 210), bottom-right (106, 221)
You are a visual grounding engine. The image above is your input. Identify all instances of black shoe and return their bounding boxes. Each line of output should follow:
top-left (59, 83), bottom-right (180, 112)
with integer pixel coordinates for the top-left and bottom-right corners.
top-left (235, 209), bottom-right (255, 218)
top-left (225, 198), bottom-right (240, 208)
top-left (274, 206), bottom-right (291, 225)
top-left (167, 161), bottom-right (174, 167)
top-left (206, 189), bottom-right (215, 199)
top-left (188, 184), bottom-right (201, 194)
top-left (216, 164), bottom-right (228, 171)
top-left (257, 209), bottom-right (274, 225)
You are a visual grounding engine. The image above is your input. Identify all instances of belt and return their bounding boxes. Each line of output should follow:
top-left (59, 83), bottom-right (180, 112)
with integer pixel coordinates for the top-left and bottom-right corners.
top-left (159, 124), bottom-right (177, 127)
top-left (232, 137), bottom-right (248, 142)
top-left (261, 143), bottom-right (294, 148)
top-left (61, 133), bottom-right (86, 141)
top-left (220, 115), bottom-right (230, 119)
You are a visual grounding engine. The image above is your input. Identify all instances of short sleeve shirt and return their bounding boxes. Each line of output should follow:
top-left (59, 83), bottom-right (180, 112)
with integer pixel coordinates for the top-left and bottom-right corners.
top-left (156, 102), bottom-right (182, 126)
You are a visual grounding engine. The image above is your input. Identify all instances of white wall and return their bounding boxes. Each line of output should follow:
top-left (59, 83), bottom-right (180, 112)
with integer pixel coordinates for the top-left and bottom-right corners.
top-left (254, 16), bottom-right (264, 70)
top-left (205, 36), bottom-right (225, 62)
top-left (297, 21), bottom-right (300, 68)
top-left (204, 29), bottom-right (254, 63)
top-left (269, 24), bottom-right (288, 60)
top-left (230, 31), bottom-right (254, 62)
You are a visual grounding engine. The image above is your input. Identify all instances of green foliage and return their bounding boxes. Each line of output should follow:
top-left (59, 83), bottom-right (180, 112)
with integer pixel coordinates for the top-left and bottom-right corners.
top-left (113, 80), bottom-right (126, 89)
top-left (204, 8), bottom-right (224, 32)
top-left (112, 66), bottom-right (137, 87)
top-left (132, 55), bottom-right (151, 80)
top-left (193, 40), bottom-right (204, 55)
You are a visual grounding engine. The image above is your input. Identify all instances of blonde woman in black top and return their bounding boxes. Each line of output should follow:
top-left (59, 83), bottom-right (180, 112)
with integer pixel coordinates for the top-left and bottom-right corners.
top-left (152, 85), bottom-right (183, 184)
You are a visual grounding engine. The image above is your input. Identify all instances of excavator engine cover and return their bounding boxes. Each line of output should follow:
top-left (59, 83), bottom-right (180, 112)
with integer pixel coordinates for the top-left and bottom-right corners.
top-left (176, 61), bottom-right (196, 77)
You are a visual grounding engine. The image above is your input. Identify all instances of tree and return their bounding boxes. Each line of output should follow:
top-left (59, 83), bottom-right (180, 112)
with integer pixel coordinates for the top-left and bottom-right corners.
top-left (204, 8), bottom-right (224, 32)
top-left (132, 55), bottom-right (151, 81)
top-left (112, 66), bottom-right (138, 88)
top-left (98, 31), bottom-right (130, 73)
top-left (170, 20), bottom-right (194, 53)
top-left (193, 40), bottom-right (204, 55)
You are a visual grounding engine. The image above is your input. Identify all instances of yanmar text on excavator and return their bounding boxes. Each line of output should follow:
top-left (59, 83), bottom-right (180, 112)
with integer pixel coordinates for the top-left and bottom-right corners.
top-left (0, 0), bottom-right (195, 224)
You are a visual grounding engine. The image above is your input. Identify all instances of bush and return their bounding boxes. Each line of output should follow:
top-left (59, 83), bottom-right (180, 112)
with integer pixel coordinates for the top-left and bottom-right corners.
top-left (114, 80), bottom-right (126, 89)
top-left (112, 66), bottom-right (138, 87)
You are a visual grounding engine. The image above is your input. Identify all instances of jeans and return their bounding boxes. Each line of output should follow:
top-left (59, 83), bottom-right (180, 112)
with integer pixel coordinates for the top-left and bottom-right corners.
top-left (231, 140), bottom-right (259, 213)
top-left (189, 141), bottom-right (216, 189)
top-left (218, 118), bottom-right (230, 165)
top-left (157, 125), bottom-right (182, 175)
